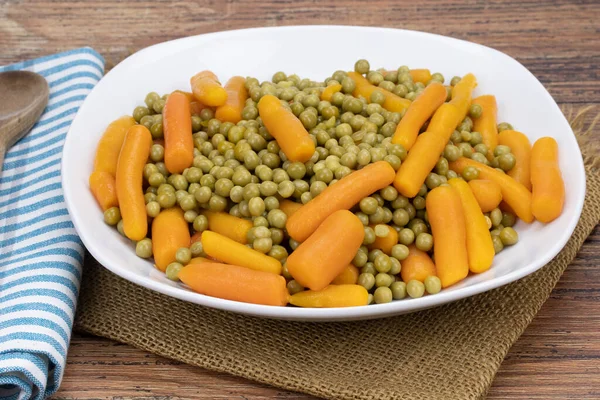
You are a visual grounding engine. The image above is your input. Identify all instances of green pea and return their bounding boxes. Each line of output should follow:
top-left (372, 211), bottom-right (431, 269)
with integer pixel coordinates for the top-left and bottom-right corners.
top-left (391, 209), bottom-right (408, 228)
top-left (132, 106), bottom-right (150, 122)
top-left (492, 235), bottom-right (504, 254)
top-left (472, 143), bottom-right (488, 155)
top-left (375, 273), bottom-right (394, 288)
top-left (253, 237), bottom-right (273, 253)
top-left (390, 281), bottom-right (407, 300)
top-left (103, 207), bottom-right (121, 226)
top-left (173, 247), bottom-right (191, 265)
top-left (374, 254), bottom-right (392, 273)
top-left (462, 166), bottom-right (480, 181)
top-left (398, 228), bottom-right (415, 246)
top-left (144, 192), bottom-right (157, 204)
top-left (413, 196), bottom-right (426, 210)
top-left (207, 194), bottom-right (227, 211)
top-left (133, 238), bottom-right (153, 259)
top-left (194, 186), bottom-right (212, 204)
top-left (498, 153), bottom-right (516, 171)
top-left (247, 197), bottom-right (265, 217)
top-left (339, 76), bottom-right (355, 94)
top-left (357, 273), bottom-right (375, 291)
top-left (152, 99), bottom-right (166, 114)
top-left (165, 262), bottom-right (183, 281)
top-left (363, 226), bottom-right (376, 245)
top-left (494, 145), bottom-right (512, 157)
top-left (357, 197), bottom-right (377, 215)
top-left (424, 276), bottom-right (442, 294)
top-left (406, 279), bottom-right (425, 298)
top-left (267, 209), bottom-right (287, 229)
top-left (362, 262), bottom-right (376, 275)
top-left (489, 208), bottom-right (502, 228)
top-left (354, 59), bottom-right (370, 74)
top-left (470, 153), bottom-right (488, 165)
top-left (415, 233), bottom-right (433, 252)
top-left (499, 227), bottom-right (519, 246)
top-left (143, 200), bottom-right (160, 218)
top-left (353, 250), bottom-right (368, 267)
top-left (286, 279), bottom-right (304, 295)
top-left (497, 122), bottom-right (513, 132)
top-left (443, 144), bottom-right (460, 162)
top-left (373, 287), bottom-right (393, 304)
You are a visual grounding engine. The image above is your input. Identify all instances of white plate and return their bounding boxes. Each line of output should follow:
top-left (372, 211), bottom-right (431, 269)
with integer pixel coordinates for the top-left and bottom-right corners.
top-left (62, 26), bottom-right (585, 321)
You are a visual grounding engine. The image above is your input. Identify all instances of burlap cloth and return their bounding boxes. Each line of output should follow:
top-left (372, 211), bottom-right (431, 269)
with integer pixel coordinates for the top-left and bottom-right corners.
top-left (74, 108), bottom-right (599, 400)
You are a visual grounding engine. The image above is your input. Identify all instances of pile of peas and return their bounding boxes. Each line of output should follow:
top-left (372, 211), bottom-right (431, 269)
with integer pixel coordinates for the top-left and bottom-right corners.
top-left (102, 59), bottom-right (520, 305)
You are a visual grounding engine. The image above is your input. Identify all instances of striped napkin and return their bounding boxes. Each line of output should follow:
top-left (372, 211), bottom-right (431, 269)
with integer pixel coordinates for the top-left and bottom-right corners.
top-left (0, 48), bottom-right (104, 400)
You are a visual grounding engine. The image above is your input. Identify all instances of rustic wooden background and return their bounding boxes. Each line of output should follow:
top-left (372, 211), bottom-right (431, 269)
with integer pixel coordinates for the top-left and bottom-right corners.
top-left (2, 0), bottom-right (599, 398)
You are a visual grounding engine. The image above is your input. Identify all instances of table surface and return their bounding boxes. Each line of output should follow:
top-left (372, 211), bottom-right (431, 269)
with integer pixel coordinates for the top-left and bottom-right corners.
top-left (3, 0), bottom-right (599, 398)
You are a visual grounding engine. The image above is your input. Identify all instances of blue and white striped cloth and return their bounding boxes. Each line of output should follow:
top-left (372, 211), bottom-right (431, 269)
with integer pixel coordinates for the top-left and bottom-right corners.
top-left (0, 48), bottom-right (104, 400)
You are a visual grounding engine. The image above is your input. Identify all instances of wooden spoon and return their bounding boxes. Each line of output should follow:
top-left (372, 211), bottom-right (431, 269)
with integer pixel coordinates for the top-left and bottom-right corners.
top-left (0, 71), bottom-right (49, 173)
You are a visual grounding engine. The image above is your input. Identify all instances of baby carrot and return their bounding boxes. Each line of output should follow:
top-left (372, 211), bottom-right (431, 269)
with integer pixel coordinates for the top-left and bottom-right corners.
top-left (190, 70), bottom-right (227, 107)
top-left (449, 178), bottom-right (495, 274)
top-left (286, 161), bottom-right (395, 242)
top-left (472, 95), bottom-right (498, 160)
top-left (190, 101), bottom-right (207, 116)
top-left (116, 125), bottom-right (152, 241)
top-left (449, 157), bottom-right (534, 223)
top-left (289, 285), bottom-right (369, 308)
top-left (426, 186), bottom-right (469, 288)
top-left (368, 224), bottom-right (399, 255)
top-left (400, 245), bottom-right (437, 283)
top-left (257, 94), bottom-right (315, 163)
top-left (279, 199), bottom-right (303, 218)
top-left (89, 171), bottom-right (118, 211)
top-left (215, 76), bottom-right (247, 124)
top-left (498, 130), bottom-right (532, 190)
top-left (531, 137), bottom-right (565, 223)
top-left (321, 83), bottom-right (342, 101)
top-left (93, 115), bottom-right (136, 176)
top-left (391, 82), bottom-right (447, 150)
top-left (468, 179), bottom-right (502, 213)
top-left (163, 91), bottom-right (193, 174)
top-left (190, 231), bottom-right (202, 245)
top-left (152, 208), bottom-right (191, 272)
top-left (449, 73), bottom-right (477, 117)
top-left (173, 90), bottom-right (195, 102)
top-left (201, 230), bottom-right (281, 275)
top-left (286, 210), bottom-right (365, 291)
top-left (409, 69), bottom-right (432, 84)
top-left (393, 103), bottom-right (462, 198)
top-left (332, 265), bottom-right (360, 285)
top-left (199, 210), bottom-right (253, 244)
top-left (189, 256), bottom-right (217, 264)
top-left (347, 72), bottom-right (411, 113)
top-left (178, 262), bottom-right (288, 306)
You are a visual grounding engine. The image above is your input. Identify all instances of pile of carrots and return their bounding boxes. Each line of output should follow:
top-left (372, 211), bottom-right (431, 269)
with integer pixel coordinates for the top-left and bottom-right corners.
top-left (89, 61), bottom-right (565, 308)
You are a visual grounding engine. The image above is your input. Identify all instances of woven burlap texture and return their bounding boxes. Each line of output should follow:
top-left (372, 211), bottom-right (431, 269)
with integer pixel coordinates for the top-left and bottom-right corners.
top-left (74, 113), bottom-right (600, 400)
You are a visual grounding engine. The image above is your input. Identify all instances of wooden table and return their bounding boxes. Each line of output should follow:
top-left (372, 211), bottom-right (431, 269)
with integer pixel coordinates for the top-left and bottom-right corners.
top-left (3, 1), bottom-right (599, 398)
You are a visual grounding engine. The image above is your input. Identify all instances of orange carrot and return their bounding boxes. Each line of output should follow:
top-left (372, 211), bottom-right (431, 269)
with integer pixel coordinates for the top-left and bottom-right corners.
top-left (174, 90), bottom-right (195, 102)
top-left (449, 73), bottom-right (477, 117)
top-left (400, 245), bottom-right (437, 283)
top-left (449, 157), bottom-right (534, 223)
top-left (391, 82), bottom-right (447, 150)
top-left (289, 285), bottom-right (369, 308)
top-left (287, 210), bottom-right (364, 291)
top-left (199, 210), bottom-right (253, 244)
top-left (178, 262), bottom-right (288, 306)
top-left (201, 230), bottom-right (281, 275)
top-left (332, 265), bottom-right (360, 285)
top-left (115, 125), bottom-right (152, 241)
top-left (347, 71), bottom-right (411, 113)
top-left (93, 115), bottom-right (136, 176)
top-left (531, 137), bottom-right (565, 223)
top-left (368, 224), bottom-right (399, 255)
top-left (152, 208), bottom-right (191, 272)
top-left (89, 171), bottom-right (118, 211)
top-left (498, 130), bottom-right (532, 190)
top-left (472, 95), bottom-right (498, 160)
top-left (190, 70), bottom-right (227, 107)
top-left (468, 179), bottom-right (502, 213)
top-left (163, 91), bottom-right (193, 174)
top-left (286, 161), bottom-right (395, 242)
top-left (189, 101), bottom-right (208, 116)
top-left (448, 178), bottom-right (495, 273)
top-left (321, 84), bottom-right (342, 101)
top-left (189, 256), bottom-right (217, 264)
top-left (257, 94), bottom-right (315, 163)
top-left (279, 199), bottom-right (303, 218)
top-left (409, 69), bottom-right (432, 84)
top-left (426, 186), bottom-right (469, 288)
top-left (393, 103), bottom-right (463, 198)
top-left (215, 76), bottom-right (247, 124)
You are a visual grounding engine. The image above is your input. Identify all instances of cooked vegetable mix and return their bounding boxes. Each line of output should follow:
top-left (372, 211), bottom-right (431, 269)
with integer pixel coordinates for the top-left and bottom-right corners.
top-left (90, 59), bottom-right (565, 307)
